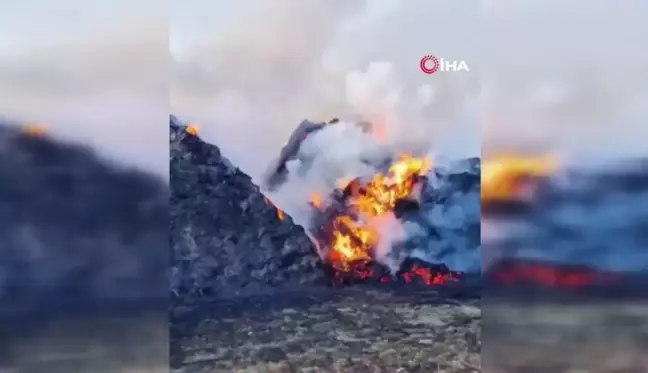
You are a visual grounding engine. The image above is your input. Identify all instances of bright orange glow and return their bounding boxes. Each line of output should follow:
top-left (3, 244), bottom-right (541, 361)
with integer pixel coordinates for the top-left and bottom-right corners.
top-left (492, 260), bottom-right (620, 288)
top-left (311, 153), bottom-right (432, 271)
top-left (310, 193), bottom-right (322, 208)
top-left (263, 196), bottom-right (285, 221)
top-left (481, 153), bottom-right (558, 202)
top-left (185, 124), bottom-right (199, 136)
top-left (23, 123), bottom-right (46, 137)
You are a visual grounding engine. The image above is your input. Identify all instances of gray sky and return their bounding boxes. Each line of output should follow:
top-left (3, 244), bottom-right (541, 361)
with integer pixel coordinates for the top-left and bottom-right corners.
top-left (171, 0), bottom-right (648, 177)
top-left (0, 0), bottom-right (168, 176)
top-left (171, 0), bottom-right (481, 180)
top-left (1, 1), bottom-right (646, 177)
top-left (483, 0), bottom-right (648, 165)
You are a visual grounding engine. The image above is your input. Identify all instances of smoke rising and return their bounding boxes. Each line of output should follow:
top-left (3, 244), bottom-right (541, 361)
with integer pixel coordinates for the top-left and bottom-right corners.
top-left (171, 0), bottom-right (480, 181)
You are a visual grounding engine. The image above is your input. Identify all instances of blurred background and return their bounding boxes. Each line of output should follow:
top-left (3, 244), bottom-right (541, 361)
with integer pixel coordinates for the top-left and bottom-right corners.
top-left (0, 0), bottom-right (168, 176)
top-left (0, 1), bottom-right (168, 372)
top-left (482, 1), bottom-right (648, 372)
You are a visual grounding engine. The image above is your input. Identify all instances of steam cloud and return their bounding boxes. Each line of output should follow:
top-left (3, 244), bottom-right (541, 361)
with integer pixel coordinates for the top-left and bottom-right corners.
top-left (171, 0), bottom-right (480, 181)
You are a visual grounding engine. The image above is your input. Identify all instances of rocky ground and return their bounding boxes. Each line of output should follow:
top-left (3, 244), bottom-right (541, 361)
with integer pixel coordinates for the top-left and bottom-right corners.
top-left (483, 299), bottom-right (648, 373)
top-left (171, 286), bottom-right (481, 373)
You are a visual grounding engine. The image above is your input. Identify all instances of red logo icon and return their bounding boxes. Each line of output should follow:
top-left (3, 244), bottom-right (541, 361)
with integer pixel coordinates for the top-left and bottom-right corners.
top-left (420, 55), bottom-right (439, 74)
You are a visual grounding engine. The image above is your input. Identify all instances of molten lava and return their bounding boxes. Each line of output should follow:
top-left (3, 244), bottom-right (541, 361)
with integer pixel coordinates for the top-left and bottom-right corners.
top-left (488, 259), bottom-right (621, 289)
top-left (310, 153), bottom-right (459, 285)
top-left (185, 124), bottom-right (199, 136)
top-left (326, 153), bottom-right (430, 268)
top-left (264, 196), bottom-right (285, 221)
top-left (481, 153), bottom-right (557, 203)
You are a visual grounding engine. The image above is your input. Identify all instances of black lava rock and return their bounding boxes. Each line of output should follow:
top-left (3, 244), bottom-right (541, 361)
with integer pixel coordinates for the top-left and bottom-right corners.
top-left (169, 116), bottom-right (322, 297)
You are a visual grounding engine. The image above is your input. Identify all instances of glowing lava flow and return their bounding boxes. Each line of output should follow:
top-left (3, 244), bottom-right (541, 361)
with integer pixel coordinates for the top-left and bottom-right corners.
top-left (310, 153), bottom-right (460, 285)
top-left (264, 196), bottom-right (285, 221)
top-left (488, 259), bottom-right (621, 289)
top-left (327, 153), bottom-right (430, 269)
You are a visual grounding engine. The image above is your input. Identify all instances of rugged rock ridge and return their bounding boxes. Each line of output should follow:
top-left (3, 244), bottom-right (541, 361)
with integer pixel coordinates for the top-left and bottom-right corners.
top-left (170, 116), bottom-right (321, 296)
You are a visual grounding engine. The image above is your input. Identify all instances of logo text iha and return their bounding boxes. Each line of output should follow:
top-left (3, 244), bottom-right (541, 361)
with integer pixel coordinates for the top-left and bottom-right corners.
top-left (420, 55), bottom-right (470, 74)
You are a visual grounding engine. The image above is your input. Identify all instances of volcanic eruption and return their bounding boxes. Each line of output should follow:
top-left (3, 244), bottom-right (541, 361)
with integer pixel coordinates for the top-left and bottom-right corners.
top-left (171, 114), bottom-right (481, 295)
top-left (308, 153), bottom-right (462, 286)
top-left (264, 120), bottom-right (471, 287)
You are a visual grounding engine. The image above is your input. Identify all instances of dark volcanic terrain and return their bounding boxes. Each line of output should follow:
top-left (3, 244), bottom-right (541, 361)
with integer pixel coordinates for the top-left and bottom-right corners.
top-left (169, 116), bottom-right (481, 372)
top-left (171, 287), bottom-right (480, 373)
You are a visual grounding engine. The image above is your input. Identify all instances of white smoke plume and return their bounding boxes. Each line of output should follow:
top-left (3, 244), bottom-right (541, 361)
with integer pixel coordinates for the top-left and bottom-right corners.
top-left (171, 0), bottom-right (480, 180)
top-left (370, 212), bottom-right (408, 273)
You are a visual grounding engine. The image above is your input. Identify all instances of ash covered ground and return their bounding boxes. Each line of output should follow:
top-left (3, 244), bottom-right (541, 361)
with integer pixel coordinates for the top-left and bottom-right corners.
top-left (170, 116), bottom-right (481, 372)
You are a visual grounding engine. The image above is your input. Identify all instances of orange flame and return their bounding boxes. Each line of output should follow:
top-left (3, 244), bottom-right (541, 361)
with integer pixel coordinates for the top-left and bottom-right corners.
top-left (310, 193), bottom-right (322, 208)
top-left (348, 154), bottom-right (431, 217)
top-left (481, 153), bottom-right (557, 202)
top-left (264, 196), bottom-right (285, 221)
top-left (313, 153), bottom-right (432, 271)
top-left (185, 124), bottom-right (199, 136)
